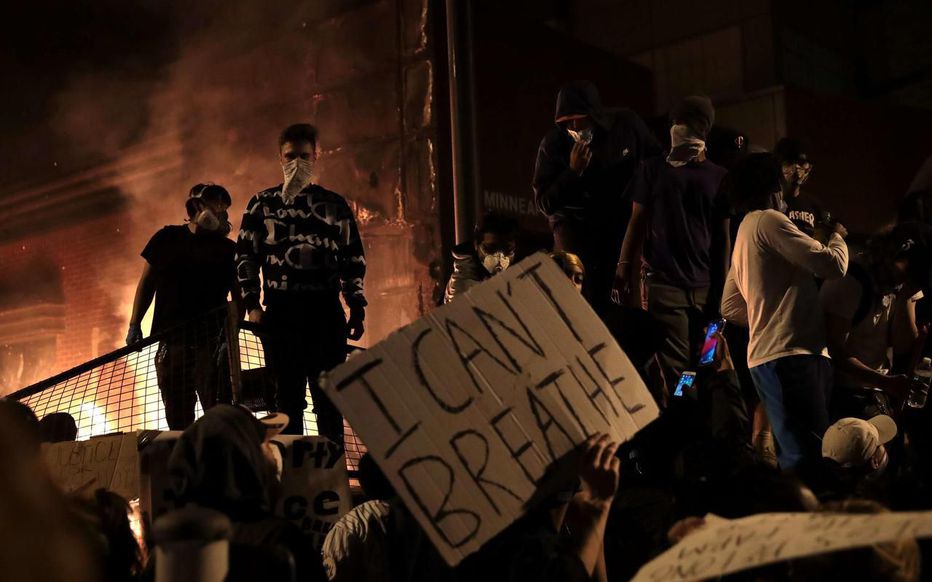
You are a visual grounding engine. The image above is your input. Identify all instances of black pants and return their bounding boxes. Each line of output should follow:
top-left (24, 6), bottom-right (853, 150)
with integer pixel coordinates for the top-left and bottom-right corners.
top-left (155, 338), bottom-right (230, 430)
top-left (552, 221), bottom-right (623, 317)
top-left (646, 277), bottom-right (709, 391)
top-left (264, 293), bottom-right (347, 440)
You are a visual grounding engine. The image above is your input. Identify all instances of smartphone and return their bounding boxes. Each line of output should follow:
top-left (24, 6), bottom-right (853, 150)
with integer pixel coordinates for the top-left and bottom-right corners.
top-left (673, 371), bottom-right (697, 397)
top-left (699, 319), bottom-right (727, 366)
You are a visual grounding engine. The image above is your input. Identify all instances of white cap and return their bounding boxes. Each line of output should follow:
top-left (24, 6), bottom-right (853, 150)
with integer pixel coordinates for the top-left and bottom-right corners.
top-left (822, 415), bottom-right (897, 468)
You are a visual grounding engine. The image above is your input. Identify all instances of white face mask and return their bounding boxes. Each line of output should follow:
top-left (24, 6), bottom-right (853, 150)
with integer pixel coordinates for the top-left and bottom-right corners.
top-left (193, 208), bottom-right (231, 235)
top-left (481, 251), bottom-right (513, 274)
top-left (566, 127), bottom-right (593, 145)
top-left (282, 157), bottom-right (314, 203)
top-left (666, 124), bottom-right (706, 167)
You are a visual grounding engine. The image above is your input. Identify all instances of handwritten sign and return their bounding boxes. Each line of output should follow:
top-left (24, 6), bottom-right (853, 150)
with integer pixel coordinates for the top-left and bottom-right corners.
top-left (43, 432), bottom-right (140, 501)
top-left (633, 511), bottom-right (932, 582)
top-left (273, 435), bottom-right (352, 549)
top-left (139, 432), bottom-right (351, 549)
top-left (321, 253), bottom-right (659, 565)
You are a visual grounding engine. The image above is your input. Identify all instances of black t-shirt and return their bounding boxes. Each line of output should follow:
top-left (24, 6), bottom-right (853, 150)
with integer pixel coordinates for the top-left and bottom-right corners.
top-left (629, 157), bottom-right (729, 288)
top-left (785, 192), bottom-right (823, 237)
top-left (142, 225), bottom-right (236, 333)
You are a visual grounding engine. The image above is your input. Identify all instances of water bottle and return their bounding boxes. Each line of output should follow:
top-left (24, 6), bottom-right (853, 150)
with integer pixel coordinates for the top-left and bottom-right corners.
top-left (908, 357), bottom-right (932, 409)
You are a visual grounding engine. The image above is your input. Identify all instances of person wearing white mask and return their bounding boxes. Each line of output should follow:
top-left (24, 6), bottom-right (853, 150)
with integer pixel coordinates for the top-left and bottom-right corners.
top-left (615, 96), bottom-right (730, 395)
top-left (235, 123), bottom-right (366, 439)
top-left (444, 212), bottom-right (518, 303)
top-left (127, 183), bottom-right (236, 430)
top-left (533, 81), bottom-right (662, 316)
top-left (721, 153), bottom-right (849, 469)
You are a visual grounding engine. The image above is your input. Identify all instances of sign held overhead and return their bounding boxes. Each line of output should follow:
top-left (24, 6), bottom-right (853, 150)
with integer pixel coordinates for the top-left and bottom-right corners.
top-left (322, 253), bottom-right (658, 565)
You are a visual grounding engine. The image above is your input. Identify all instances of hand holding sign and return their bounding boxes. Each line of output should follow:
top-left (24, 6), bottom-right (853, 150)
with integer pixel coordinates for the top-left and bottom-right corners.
top-left (577, 434), bottom-right (620, 510)
top-left (321, 253), bottom-right (658, 565)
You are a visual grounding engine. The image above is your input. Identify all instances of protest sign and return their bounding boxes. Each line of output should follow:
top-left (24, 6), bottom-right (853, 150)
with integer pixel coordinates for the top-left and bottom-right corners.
top-left (43, 432), bottom-right (140, 501)
top-left (321, 253), bottom-right (659, 566)
top-left (633, 511), bottom-right (932, 582)
top-left (273, 435), bottom-right (352, 549)
top-left (139, 431), bottom-right (351, 549)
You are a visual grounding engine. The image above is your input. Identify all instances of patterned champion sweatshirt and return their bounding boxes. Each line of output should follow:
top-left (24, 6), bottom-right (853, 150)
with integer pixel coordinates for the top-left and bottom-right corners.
top-left (235, 183), bottom-right (366, 312)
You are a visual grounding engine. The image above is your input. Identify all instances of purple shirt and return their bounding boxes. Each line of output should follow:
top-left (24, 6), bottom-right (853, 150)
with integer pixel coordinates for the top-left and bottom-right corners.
top-left (628, 157), bottom-right (728, 288)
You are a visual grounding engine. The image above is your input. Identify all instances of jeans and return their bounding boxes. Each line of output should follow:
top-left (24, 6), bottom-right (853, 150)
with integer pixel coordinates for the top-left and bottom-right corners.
top-left (749, 355), bottom-right (833, 469)
top-left (646, 277), bottom-right (709, 392)
top-left (263, 293), bottom-right (348, 441)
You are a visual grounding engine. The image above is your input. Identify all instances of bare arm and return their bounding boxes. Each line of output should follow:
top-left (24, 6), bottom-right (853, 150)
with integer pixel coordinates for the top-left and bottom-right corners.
top-left (824, 313), bottom-right (890, 389)
top-left (615, 201), bottom-right (649, 302)
top-left (892, 289), bottom-right (922, 356)
top-left (618, 201), bottom-right (648, 271)
top-left (129, 263), bottom-right (156, 327)
top-left (569, 435), bottom-right (620, 578)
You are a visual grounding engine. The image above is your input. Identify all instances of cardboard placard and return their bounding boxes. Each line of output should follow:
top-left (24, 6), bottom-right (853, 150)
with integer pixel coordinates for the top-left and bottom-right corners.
top-left (43, 432), bottom-right (140, 501)
top-left (321, 253), bottom-right (659, 565)
top-left (633, 511), bottom-right (932, 582)
top-left (273, 435), bottom-right (352, 549)
top-left (139, 432), bottom-right (351, 549)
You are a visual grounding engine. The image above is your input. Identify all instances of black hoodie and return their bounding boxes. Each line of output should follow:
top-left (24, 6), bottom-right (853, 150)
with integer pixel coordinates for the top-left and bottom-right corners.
top-left (168, 405), bottom-right (327, 581)
top-left (169, 404), bottom-right (273, 522)
top-left (532, 81), bottom-right (662, 234)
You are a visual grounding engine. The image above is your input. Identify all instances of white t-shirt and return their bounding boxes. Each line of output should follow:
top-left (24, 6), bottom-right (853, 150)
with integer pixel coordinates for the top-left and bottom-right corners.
top-left (722, 209), bottom-right (848, 367)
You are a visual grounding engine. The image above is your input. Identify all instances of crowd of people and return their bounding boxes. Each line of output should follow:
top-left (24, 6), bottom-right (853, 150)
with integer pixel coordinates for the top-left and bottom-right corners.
top-left (4, 80), bottom-right (932, 581)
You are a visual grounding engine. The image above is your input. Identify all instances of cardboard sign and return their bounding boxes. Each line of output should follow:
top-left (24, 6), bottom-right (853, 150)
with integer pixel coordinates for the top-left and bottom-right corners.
top-left (43, 432), bottom-right (140, 501)
top-left (633, 511), bottom-right (932, 582)
top-left (273, 435), bottom-right (353, 549)
top-left (139, 432), bottom-right (351, 549)
top-left (321, 253), bottom-right (659, 565)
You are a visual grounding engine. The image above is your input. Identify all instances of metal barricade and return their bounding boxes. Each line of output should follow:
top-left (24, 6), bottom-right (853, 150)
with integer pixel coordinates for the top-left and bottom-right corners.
top-left (9, 305), bottom-right (368, 473)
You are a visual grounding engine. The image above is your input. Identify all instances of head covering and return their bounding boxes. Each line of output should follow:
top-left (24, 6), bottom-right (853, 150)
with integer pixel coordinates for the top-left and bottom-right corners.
top-left (822, 415), bottom-right (897, 468)
top-left (553, 81), bottom-right (607, 127)
top-left (773, 137), bottom-right (811, 165)
top-left (889, 222), bottom-right (932, 290)
top-left (168, 405), bottom-right (274, 521)
top-left (39, 412), bottom-right (78, 443)
top-left (670, 96), bottom-right (715, 140)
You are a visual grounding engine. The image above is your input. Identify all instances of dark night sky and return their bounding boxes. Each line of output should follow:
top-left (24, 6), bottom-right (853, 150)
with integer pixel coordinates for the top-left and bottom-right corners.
top-left (0, 2), bottom-right (195, 189)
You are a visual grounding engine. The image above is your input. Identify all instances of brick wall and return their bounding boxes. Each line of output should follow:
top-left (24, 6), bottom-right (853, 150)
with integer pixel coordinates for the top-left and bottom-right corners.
top-left (0, 208), bottom-right (138, 392)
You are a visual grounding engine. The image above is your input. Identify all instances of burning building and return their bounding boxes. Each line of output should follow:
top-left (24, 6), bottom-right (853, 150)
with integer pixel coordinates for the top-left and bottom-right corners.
top-left (0, 1), bottom-right (442, 397)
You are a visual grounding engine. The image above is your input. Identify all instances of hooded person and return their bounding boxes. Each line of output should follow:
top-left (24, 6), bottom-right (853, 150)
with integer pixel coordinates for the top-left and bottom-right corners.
top-left (532, 80), bottom-right (662, 315)
top-left (167, 404), bottom-right (326, 581)
top-left (615, 96), bottom-right (730, 393)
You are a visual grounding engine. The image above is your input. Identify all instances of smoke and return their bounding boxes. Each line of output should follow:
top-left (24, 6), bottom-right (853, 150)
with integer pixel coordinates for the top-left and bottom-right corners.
top-left (48, 1), bottom-right (321, 344)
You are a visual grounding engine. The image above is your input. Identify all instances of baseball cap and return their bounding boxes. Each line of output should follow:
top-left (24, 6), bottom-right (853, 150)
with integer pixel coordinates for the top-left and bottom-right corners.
top-left (822, 415), bottom-right (897, 468)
